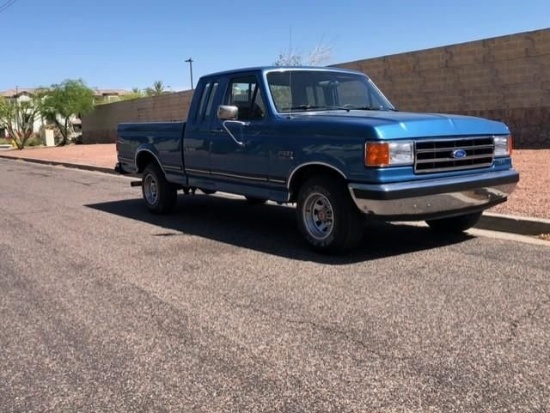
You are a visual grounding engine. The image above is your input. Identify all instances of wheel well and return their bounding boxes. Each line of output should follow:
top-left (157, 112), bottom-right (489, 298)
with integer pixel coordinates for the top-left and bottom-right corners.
top-left (288, 165), bottom-right (346, 202)
top-left (136, 151), bottom-right (160, 173)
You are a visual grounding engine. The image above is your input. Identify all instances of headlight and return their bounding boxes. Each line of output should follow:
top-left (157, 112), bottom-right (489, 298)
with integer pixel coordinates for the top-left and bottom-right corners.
top-left (494, 135), bottom-right (513, 157)
top-left (365, 141), bottom-right (414, 167)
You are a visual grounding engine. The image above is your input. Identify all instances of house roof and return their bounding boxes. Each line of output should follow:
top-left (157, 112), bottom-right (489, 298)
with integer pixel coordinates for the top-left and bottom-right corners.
top-left (1, 88), bottom-right (131, 98)
top-left (93, 89), bottom-right (131, 96)
top-left (0, 88), bottom-right (38, 98)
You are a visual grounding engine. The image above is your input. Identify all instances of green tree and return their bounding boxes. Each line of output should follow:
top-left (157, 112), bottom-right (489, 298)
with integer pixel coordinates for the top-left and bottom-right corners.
top-left (0, 95), bottom-right (42, 150)
top-left (145, 80), bottom-right (166, 96)
top-left (41, 79), bottom-right (95, 146)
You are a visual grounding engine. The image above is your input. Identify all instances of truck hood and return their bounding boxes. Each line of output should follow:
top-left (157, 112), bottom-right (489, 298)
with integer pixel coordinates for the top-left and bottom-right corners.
top-left (287, 110), bottom-right (510, 139)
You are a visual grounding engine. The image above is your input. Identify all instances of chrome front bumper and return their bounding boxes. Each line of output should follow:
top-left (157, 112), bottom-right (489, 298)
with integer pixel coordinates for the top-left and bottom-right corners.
top-left (348, 169), bottom-right (519, 220)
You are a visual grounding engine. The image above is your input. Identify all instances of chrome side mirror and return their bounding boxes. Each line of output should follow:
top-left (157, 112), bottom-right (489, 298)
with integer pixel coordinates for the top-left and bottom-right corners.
top-left (217, 105), bottom-right (239, 120)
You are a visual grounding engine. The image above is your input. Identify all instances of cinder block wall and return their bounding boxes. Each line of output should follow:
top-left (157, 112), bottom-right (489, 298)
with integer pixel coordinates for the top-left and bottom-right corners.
top-left (81, 91), bottom-right (194, 144)
top-left (82, 29), bottom-right (549, 148)
top-left (336, 28), bottom-right (550, 148)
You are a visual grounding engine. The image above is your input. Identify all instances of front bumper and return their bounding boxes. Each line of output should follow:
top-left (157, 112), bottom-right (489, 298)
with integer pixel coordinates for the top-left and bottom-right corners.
top-left (348, 169), bottom-right (519, 220)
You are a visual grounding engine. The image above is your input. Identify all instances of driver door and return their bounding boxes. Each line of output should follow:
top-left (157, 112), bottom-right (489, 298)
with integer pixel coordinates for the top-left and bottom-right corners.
top-left (209, 74), bottom-right (271, 196)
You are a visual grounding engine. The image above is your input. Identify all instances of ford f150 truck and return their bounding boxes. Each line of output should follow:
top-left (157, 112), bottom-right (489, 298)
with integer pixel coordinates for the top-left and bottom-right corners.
top-left (116, 66), bottom-right (519, 253)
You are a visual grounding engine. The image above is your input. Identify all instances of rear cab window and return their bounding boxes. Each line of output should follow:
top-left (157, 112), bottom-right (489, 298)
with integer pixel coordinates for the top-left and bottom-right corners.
top-left (195, 80), bottom-right (219, 122)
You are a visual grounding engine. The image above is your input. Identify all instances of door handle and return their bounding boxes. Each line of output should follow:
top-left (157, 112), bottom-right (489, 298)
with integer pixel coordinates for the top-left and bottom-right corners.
top-left (222, 120), bottom-right (249, 147)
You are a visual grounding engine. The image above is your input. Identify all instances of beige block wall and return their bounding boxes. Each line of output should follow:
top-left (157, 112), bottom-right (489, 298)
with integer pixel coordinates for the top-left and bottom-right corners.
top-left (336, 28), bottom-right (550, 148)
top-left (81, 91), bottom-right (194, 144)
top-left (82, 29), bottom-right (549, 148)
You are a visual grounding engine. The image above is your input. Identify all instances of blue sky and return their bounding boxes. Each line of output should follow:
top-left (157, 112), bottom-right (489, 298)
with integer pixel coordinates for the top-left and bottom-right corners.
top-left (1, 0), bottom-right (548, 91)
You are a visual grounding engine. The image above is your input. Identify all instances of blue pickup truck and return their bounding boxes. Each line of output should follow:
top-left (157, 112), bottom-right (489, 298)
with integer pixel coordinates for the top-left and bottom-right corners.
top-left (116, 66), bottom-right (519, 253)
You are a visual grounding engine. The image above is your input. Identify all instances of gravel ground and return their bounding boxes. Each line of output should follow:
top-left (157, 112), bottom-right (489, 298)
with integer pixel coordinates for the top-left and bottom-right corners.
top-left (490, 149), bottom-right (550, 219)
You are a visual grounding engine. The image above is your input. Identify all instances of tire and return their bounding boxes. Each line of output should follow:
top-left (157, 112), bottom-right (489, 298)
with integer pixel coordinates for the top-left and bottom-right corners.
top-left (142, 163), bottom-right (177, 214)
top-left (426, 212), bottom-right (482, 233)
top-left (296, 175), bottom-right (364, 254)
top-left (200, 189), bottom-right (216, 195)
top-left (245, 196), bottom-right (267, 205)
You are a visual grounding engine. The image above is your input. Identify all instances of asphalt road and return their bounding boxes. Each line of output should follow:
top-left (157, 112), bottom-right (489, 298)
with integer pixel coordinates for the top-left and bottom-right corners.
top-left (1, 159), bottom-right (549, 413)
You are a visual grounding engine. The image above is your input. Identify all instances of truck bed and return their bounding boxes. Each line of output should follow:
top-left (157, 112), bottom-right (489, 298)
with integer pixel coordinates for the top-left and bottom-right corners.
top-left (117, 122), bottom-right (186, 175)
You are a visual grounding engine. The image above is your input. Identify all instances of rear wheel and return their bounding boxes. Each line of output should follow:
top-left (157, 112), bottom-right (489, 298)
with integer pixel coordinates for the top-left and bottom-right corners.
top-left (426, 212), bottom-right (482, 233)
top-left (142, 163), bottom-right (177, 214)
top-left (296, 175), bottom-right (364, 254)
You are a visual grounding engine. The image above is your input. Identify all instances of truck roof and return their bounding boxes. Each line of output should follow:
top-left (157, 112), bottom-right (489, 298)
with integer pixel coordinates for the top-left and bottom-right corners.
top-left (202, 66), bottom-right (367, 79)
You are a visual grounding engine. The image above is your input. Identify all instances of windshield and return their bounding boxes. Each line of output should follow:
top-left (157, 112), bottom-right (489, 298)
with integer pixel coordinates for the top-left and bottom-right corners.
top-left (266, 70), bottom-right (396, 113)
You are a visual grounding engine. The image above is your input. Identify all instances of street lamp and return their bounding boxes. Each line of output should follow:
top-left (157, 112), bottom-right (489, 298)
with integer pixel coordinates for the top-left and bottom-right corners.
top-left (185, 58), bottom-right (194, 90)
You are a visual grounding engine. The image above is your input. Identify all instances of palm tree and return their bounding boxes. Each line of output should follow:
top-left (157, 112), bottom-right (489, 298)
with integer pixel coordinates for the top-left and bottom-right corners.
top-left (145, 81), bottom-right (166, 96)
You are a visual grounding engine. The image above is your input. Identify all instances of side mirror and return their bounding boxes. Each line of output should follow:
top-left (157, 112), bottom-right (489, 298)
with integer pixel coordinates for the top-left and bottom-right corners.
top-left (217, 105), bottom-right (239, 120)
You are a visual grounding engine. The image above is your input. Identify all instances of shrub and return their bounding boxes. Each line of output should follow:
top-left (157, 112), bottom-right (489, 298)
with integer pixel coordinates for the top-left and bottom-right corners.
top-left (26, 134), bottom-right (43, 147)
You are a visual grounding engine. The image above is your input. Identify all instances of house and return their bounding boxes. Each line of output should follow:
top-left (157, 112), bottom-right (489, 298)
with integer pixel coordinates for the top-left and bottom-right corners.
top-left (0, 88), bottom-right (44, 139)
top-left (93, 89), bottom-right (131, 105)
top-left (0, 87), bottom-right (131, 139)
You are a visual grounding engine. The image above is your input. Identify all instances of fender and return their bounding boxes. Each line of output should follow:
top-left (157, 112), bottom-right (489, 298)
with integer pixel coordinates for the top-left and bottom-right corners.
top-left (287, 161), bottom-right (347, 190)
top-left (135, 144), bottom-right (165, 174)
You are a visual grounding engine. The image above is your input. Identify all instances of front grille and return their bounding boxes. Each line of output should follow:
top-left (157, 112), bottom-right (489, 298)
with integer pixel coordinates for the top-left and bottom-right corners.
top-left (415, 137), bottom-right (494, 174)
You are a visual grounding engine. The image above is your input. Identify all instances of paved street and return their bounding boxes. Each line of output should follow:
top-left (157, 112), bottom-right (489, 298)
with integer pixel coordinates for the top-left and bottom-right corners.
top-left (1, 158), bottom-right (549, 412)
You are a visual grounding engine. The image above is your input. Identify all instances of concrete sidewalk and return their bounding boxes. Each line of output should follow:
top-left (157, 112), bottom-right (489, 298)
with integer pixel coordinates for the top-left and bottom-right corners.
top-left (0, 144), bottom-right (117, 174)
top-left (1, 144), bottom-right (549, 238)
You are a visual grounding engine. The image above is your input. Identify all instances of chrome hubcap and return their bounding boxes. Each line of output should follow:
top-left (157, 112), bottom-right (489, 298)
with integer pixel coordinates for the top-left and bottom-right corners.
top-left (303, 193), bottom-right (334, 240)
top-left (143, 174), bottom-right (158, 205)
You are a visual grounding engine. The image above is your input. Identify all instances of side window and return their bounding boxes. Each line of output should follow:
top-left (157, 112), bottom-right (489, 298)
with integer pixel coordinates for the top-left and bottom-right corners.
top-left (196, 82), bottom-right (211, 121)
top-left (225, 76), bottom-right (265, 121)
top-left (196, 81), bottom-right (219, 122)
top-left (205, 82), bottom-right (219, 120)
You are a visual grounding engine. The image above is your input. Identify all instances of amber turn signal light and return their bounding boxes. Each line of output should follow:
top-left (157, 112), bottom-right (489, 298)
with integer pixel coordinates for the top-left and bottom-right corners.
top-left (365, 142), bottom-right (390, 167)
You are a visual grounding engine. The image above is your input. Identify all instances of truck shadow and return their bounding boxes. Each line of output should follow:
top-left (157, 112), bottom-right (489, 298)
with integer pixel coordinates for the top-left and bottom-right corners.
top-left (86, 194), bottom-right (473, 265)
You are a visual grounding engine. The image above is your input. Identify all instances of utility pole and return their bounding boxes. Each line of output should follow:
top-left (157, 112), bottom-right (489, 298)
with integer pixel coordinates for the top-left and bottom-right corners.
top-left (185, 58), bottom-right (194, 90)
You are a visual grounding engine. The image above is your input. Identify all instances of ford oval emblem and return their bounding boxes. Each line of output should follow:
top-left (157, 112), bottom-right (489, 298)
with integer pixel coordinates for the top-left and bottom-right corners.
top-left (452, 149), bottom-right (467, 159)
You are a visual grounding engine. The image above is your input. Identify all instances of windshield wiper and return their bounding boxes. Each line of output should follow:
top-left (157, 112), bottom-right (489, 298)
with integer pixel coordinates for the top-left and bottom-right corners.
top-left (287, 105), bottom-right (326, 111)
top-left (285, 105), bottom-right (398, 112)
top-left (329, 105), bottom-right (398, 111)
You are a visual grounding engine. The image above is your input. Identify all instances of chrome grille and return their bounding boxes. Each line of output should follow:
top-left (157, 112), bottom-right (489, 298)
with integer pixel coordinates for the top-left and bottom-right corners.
top-left (415, 137), bottom-right (494, 174)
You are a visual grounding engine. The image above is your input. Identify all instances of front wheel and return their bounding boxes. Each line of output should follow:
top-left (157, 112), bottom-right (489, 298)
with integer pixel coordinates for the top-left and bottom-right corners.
top-left (426, 212), bottom-right (482, 233)
top-left (142, 163), bottom-right (177, 214)
top-left (296, 175), bottom-right (364, 254)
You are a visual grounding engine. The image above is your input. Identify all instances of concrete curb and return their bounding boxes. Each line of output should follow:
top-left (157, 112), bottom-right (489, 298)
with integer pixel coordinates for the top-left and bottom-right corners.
top-left (1, 152), bottom-right (549, 238)
top-left (477, 213), bottom-right (550, 236)
top-left (0, 153), bottom-right (117, 175)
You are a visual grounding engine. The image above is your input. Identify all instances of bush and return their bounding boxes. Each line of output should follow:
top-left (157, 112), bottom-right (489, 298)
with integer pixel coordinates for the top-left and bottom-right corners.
top-left (71, 134), bottom-right (84, 144)
top-left (26, 135), bottom-right (43, 147)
